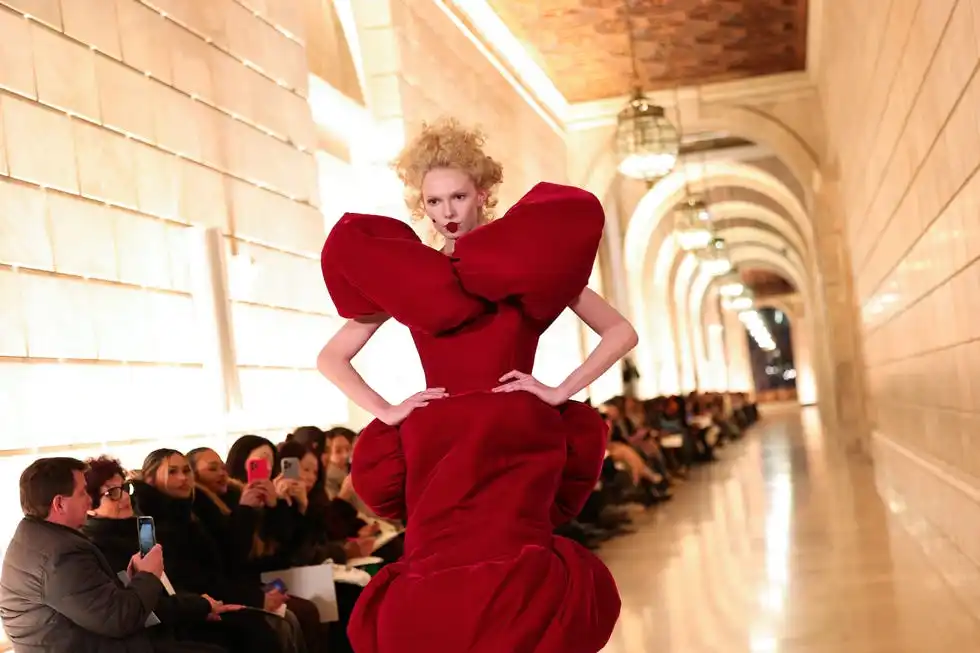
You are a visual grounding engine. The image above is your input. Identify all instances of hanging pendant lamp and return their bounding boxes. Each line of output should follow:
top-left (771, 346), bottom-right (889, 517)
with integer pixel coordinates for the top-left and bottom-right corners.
top-left (615, 0), bottom-right (679, 184)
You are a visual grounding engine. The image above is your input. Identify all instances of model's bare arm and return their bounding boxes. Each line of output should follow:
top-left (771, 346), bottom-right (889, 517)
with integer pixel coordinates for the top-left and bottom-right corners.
top-left (494, 288), bottom-right (637, 404)
top-left (317, 315), bottom-right (446, 425)
top-left (557, 288), bottom-right (638, 401)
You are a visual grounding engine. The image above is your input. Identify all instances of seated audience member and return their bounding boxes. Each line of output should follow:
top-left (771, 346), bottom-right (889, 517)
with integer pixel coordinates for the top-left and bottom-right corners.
top-left (131, 450), bottom-right (302, 653)
top-left (190, 442), bottom-right (326, 653)
top-left (322, 428), bottom-right (357, 500)
top-left (272, 441), bottom-right (374, 566)
top-left (286, 426), bottom-right (328, 456)
top-left (81, 457), bottom-right (246, 651)
top-left (186, 446), bottom-right (281, 569)
top-left (0, 457), bottom-right (216, 653)
top-left (323, 427), bottom-right (406, 534)
top-left (277, 440), bottom-right (368, 653)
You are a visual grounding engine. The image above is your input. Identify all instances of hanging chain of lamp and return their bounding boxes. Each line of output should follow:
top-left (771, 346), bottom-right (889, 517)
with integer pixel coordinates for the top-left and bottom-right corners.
top-left (615, 0), bottom-right (680, 184)
top-left (671, 80), bottom-right (715, 251)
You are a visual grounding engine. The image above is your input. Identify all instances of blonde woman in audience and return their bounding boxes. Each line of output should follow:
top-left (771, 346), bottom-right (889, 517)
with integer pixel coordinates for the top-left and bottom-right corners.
top-left (132, 450), bottom-right (303, 653)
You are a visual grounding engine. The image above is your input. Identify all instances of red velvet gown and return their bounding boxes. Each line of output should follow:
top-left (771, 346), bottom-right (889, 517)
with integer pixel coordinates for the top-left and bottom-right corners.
top-left (320, 182), bottom-right (621, 653)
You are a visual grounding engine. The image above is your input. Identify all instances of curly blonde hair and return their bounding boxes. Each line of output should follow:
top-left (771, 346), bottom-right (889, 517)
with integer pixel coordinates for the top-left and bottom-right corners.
top-left (392, 118), bottom-right (504, 223)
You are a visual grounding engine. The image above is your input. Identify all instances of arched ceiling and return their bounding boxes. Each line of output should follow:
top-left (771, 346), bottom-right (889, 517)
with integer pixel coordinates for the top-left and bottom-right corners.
top-left (741, 269), bottom-right (796, 296)
top-left (482, 0), bottom-right (809, 102)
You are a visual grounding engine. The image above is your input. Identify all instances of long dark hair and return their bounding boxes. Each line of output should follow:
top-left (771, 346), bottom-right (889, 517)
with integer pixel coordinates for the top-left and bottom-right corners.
top-left (225, 436), bottom-right (278, 483)
top-left (278, 440), bottom-right (326, 502)
top-left (287, 426), bottom-right (327, 453)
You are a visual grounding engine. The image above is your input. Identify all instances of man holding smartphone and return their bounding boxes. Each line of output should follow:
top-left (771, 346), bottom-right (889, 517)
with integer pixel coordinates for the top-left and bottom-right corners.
top-left (0, 457), bottom-right (216, 653)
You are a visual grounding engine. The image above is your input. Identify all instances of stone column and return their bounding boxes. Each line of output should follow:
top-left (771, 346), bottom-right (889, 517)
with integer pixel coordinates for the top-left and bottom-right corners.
top-left (811, 179), bottom-right (871, 453)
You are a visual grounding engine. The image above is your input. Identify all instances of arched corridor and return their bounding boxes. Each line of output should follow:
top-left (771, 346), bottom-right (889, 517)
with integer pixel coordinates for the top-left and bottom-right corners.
top-left (600, 406), bottom-right (980, 653)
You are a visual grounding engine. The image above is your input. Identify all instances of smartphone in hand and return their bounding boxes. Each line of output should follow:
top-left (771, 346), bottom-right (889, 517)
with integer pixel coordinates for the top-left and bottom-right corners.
top-left (280, 457), bottom-right (300, 481)
top-left (262, 578), bottom-right (287, 593)
top-left (137, 516), bottom-right (156, 558)
top-left (247, 458), bottom-right (270, 484)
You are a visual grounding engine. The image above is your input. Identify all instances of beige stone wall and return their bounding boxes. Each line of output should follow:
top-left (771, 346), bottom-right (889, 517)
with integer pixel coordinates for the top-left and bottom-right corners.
top-left (397, 0), bottom-right (568, 202)
top-left (0, 0), bottom-right (334, 474)
top-left (354, 0), bottom-right (567, 206)
top-left (817, 1), bottom-right (980, 558)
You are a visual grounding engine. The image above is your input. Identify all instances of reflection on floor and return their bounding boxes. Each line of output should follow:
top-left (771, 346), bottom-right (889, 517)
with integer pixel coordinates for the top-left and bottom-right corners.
top-left (599, 405), bottom-right (980, 653)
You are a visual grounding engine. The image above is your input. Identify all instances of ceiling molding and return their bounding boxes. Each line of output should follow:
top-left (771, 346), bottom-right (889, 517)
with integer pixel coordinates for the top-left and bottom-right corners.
top-left (435, 0), bottom-right (566, 135)
top-left (441, 0), bottom-right (568, 129)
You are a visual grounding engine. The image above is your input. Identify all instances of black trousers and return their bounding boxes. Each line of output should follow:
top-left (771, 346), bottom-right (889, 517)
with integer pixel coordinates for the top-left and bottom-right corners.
top-left (179, 610), bottom-right (290, 653)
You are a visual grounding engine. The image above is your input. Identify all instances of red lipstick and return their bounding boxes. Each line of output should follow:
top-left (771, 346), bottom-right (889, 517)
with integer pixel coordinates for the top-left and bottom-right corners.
top-left (446, 223), bottom-right (458, 233)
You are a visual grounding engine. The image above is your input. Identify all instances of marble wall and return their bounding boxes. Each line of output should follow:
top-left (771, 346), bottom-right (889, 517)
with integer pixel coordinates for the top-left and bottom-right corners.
top-left (817, 0), bottom-right (980, 564)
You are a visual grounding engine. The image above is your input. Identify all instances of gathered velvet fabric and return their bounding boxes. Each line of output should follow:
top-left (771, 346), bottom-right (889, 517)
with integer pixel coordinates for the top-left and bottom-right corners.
top-left (321, 182), bottom-right (621, 653)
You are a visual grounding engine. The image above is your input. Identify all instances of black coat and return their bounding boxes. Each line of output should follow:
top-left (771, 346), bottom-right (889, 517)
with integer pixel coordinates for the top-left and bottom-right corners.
top-left (0, 518), bottom-right (162, 653)
top-left (130, 482), bottom-right (263, 608)
top-left (81, 516), bottom-right (212, 626)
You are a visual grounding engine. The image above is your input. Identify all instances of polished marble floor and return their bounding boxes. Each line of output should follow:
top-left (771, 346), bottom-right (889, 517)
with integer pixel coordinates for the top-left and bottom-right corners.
top-left (599, 405), bottom-right (980, 653)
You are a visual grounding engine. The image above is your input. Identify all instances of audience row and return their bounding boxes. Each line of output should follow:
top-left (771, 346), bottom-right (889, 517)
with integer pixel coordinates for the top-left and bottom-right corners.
top-left (0, 391), bottom-right (758, 653)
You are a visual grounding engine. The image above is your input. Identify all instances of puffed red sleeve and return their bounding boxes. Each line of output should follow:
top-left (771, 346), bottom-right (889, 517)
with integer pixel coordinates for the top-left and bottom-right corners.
top-left (349, 420), bottom-right (407, 522)
top-left (549, 402), bottom-right (609, 527)
top-left (452, 182), bottom-right (604, 326)
top-left (321, 213), bottom-right (485, 333)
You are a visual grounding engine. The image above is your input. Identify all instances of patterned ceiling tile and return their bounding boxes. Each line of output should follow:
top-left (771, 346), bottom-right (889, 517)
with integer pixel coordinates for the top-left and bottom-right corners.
top-left (484, 0), bottom-right (808, 102)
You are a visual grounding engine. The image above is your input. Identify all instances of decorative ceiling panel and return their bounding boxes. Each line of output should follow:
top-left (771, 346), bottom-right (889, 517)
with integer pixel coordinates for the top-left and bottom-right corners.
top-left (483, 0), bottom-right (808, 102)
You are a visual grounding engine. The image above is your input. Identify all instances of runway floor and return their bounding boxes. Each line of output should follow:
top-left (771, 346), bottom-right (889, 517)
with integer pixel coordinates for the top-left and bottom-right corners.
top-left (598, 405), bottom-right (980, 653)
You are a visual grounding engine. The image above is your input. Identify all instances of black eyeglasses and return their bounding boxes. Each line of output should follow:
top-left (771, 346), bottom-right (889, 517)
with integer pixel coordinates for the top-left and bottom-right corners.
top-left (102, 482), bottom-right (133, 501)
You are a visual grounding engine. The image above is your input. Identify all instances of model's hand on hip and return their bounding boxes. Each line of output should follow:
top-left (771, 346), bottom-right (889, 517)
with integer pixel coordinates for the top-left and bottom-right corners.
top-left (380, 388), bottom-right (448, 425)
top-left (492, 371), bottom-right (567, 406)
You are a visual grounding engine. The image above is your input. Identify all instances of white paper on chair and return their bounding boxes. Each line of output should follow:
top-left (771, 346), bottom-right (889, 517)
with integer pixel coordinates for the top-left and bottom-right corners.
top-left (661, 434), bottom-right (683, 448)
top-left (260, 565), bottom-right (338, 623)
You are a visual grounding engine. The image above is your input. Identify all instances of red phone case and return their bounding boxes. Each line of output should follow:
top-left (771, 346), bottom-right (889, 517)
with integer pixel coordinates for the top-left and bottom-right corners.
top-left (247, 458), bottom-right (270, 483)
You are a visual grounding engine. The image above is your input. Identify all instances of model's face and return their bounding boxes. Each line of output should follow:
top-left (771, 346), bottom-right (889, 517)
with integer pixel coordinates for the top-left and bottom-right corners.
top-left (421, 168), bottom-right (486, 242)
top-left (193, 449), bottom-right (229, 495)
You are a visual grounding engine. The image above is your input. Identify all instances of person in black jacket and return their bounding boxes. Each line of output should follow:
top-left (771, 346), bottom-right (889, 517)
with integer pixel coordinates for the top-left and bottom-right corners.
top-left (132, 450), bottom-right (303, 653)
top-left (0, 457), bottom-right (218, 653)
top-left (189, 443), bottom-right (346, 653)
top-left (81, 457), bottom-right (243, 643)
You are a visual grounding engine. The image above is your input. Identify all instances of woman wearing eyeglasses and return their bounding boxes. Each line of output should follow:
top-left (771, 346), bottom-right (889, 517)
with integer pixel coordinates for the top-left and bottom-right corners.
top-left (80, 456), bottom-right (287, 653)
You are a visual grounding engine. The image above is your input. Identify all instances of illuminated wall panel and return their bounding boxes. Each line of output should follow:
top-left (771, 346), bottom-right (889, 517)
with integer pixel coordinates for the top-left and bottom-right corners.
top-left (0, 0), bottom-right (322, 468)
top-left (232, 304), bottom-right (340, 369)
top-left (236, 368), bottom-right (349, 432)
